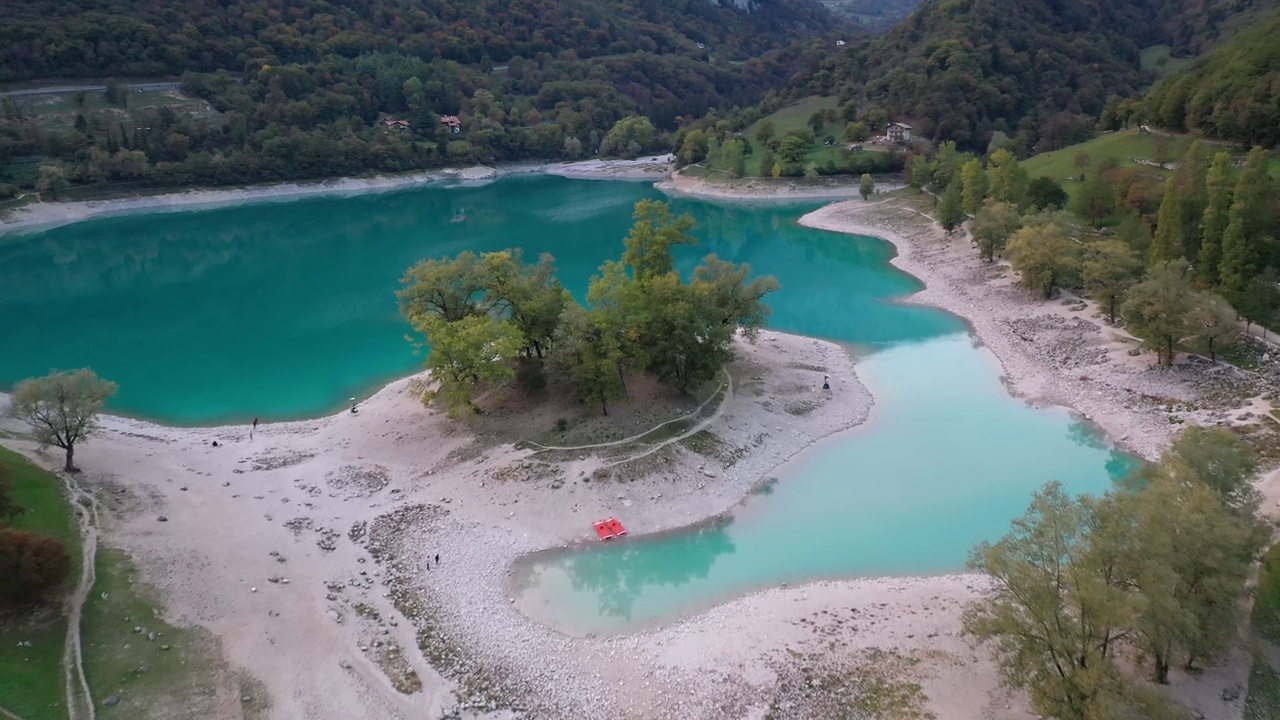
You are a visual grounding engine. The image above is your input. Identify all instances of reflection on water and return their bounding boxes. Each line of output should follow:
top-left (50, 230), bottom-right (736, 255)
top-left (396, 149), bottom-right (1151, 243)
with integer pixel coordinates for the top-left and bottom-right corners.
top-left (515, 335), bottom-right (1141, 634)
top-left (0, 176), bottom-right (959, 424)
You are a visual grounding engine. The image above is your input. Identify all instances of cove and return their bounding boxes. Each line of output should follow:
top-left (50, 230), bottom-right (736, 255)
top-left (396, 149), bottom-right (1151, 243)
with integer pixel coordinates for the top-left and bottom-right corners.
top-left (0, 175), bottom-right (1133, 635)
top-left (514, 335), bottom-right (1136, 634)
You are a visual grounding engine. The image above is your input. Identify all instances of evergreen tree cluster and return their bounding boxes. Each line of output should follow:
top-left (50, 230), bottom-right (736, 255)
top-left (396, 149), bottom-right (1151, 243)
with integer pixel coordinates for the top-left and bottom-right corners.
top-left (397, 201), bottom-right (779, 416)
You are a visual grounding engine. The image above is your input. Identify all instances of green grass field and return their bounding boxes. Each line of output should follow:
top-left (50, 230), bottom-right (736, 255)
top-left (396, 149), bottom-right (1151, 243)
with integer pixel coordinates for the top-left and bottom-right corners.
top-left (83, 550), bottom-right (234, 719)
top-left (740, 96), bottom-right (845, 176)
top-left (0, 446), bottom-right (235, 719)
top-left (1022, 128), bottom-right (1197, 202)
top-left (0, 446), bottom-right (78, 720)
top-left (1139, 44), bottom-right (1193, 79)
top-left (1252, 541), bottom-right (1280, 643)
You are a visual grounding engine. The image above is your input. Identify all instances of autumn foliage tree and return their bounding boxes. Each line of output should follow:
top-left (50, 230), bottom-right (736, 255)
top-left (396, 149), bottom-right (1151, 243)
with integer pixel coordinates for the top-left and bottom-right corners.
top-left (0, 528), bottom-right (72, 608)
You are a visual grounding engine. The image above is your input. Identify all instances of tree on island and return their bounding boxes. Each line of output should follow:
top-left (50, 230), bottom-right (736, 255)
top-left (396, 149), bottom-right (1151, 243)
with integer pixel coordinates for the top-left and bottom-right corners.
top-left (399, 200), bottom-right (779, 416)
top-left (10, 369), bottom-right (117, 472)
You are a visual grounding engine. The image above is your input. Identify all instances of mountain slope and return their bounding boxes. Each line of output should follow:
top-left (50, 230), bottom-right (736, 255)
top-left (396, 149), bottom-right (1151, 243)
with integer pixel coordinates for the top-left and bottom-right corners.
top-left (0, 0), bottom-right (839, 82)
top-left (1145, 10), bottom-right (1280, 147)
top-left (817, 0), bottom-right (1259, 151)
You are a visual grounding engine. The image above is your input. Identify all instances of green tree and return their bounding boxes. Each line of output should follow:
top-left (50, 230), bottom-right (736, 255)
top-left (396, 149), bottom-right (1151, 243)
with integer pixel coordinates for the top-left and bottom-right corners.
top-left (35, 163), bottom-right (69, 198)
top-left (1072, 171), bottom-right (1115, 227)
top-left (964, 483), bottom-right (1129, 720)
top-left (754, 120), bottom-right (776, 146)
top-left (1149, 177), bottom-right (1186, 263)
top-left (480, 250), bottom-right (569, 359)
top-left (807, 111), bottom-right (825, 134)
top-left (691, 254), bottom-right (781, 340)
top-left (1116, 211), bottom-right (1153, 258)
top-left (720, 138), bottom-right (746, 177)
top-left (803, 162), bottom-right (819, 180)
top-left (1006, 223), bottom-right (1079, 298)
top-left (959, 159), bottom-right (988, 215)
top-left (1082, 239), bottom-right (1143, 323)
top-left (640, 274), bottom-right (733, 395)
top-left (971, 202), bottom-right (1021, 262)
top-left (622, 200), bottom-right (698, 282)
top-left (1120, 261), bottom-right (1196, 366)
top-left (1026, 176), bottom-right (1068, 210)
top-left (1217, 148), bottom-right (1270, 300)
top-left (1235, 269), bottom-right (1280, 334)
top-left (758, 149), bottom-right (776, 178)
top-left (599, 116), bottom-right (657, 159)
top-left (777, 135), bottom-right (809, 166)
top-left (986, 149), bottom-right (1029, 207)
top-left (10, 369), bottom-right (117, 472)
top-left (1163, 426), bottom-right (1260, 519)
top-left (678, 129), bottom-right (709, 166)
top-left (1196, 152), bottom-right (1233, 285)
top-left (1184, 292), bottom-right (1236, 363)
top-left (936, 181), bottom-right (965, 235)
top-left (859, 173), bottom-right (875, 201)
top-left (843, 121), bottom-right (868, 142)
top-left (414, 315), bottom-right (525, 416)
top-left (1132, 467), bottom-right (1262, 682)
top-left (585, 260), bottom-right (650, 392)
top-left (550, 303), bottom-right (625, 415)
top-left (398, 251), bottom-right (486, 323)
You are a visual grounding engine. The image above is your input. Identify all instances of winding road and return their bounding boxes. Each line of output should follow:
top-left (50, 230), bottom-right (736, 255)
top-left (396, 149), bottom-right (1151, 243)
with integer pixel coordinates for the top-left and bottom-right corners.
top-left (0, 82), bottom-right (181, 97)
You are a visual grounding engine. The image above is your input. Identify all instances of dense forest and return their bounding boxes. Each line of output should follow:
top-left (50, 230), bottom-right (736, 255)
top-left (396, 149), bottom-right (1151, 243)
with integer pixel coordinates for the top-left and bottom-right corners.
top-left (0, 0), bottom-right (854, 190)
top-left (0, 0), bottom-right (838, 80)
top-left (803, 0), bottom-right (1266, 152)
top-left (1144, 10), bottom-right (1280, 148)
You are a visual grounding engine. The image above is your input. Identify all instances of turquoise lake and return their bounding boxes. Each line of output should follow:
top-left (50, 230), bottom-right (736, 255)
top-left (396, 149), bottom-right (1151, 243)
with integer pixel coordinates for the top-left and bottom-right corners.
top-left (0, 175), bottom-right (1134, 633)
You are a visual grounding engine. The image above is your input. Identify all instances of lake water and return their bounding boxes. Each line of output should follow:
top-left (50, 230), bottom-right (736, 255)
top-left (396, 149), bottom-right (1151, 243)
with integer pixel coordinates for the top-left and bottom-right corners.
top-left (0, 175), bottom-right (1134, 633)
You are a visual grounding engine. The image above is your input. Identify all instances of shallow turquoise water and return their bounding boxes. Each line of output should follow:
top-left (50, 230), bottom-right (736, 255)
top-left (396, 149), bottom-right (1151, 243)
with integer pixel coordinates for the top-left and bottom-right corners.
top-left (0, 176), bottom-right (955, 424)
top-left (515, 335), bottom-right (1136, 633)
top-left (0, 176), bottom-right (1133, 634)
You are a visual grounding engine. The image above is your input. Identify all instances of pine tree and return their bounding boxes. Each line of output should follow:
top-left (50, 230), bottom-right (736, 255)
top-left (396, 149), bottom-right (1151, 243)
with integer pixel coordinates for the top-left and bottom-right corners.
top-left (1218, 147), bottom-right (1269, 299)
top-left (1178, 142), bottom-right (1208, 261)
top-left (1197, 152), bottom-right (1233, 285)
top-left (1149, 177), bottom-right (1185, 264)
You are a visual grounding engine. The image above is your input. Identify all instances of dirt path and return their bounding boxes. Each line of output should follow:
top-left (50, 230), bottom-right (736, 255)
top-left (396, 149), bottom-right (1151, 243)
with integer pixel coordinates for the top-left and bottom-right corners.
top-left (0, 705), bottom-right (32, 720)
top-left (58, 470), bottom-right (100, 720)
top-left (523, 373), bottom-right (730, 453)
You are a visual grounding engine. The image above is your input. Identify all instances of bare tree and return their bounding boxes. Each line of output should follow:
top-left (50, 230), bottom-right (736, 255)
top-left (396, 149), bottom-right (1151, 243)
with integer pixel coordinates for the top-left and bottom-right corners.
top-left (9, 369), bottom-right (117, 472)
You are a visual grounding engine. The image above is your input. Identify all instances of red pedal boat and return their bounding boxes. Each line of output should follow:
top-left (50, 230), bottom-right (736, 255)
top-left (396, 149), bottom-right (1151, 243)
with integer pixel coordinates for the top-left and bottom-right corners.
top-left (607, 517), bottom-right (627, 537)
top-left (593, 520), bottom-right (615, 541)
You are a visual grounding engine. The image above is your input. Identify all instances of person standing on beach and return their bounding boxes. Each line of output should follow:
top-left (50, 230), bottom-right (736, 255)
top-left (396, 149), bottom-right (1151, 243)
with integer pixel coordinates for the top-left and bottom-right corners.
top-left (252, 417), bottom-right (259, 439)
top-left (435, 553), bottom-right (440, 566)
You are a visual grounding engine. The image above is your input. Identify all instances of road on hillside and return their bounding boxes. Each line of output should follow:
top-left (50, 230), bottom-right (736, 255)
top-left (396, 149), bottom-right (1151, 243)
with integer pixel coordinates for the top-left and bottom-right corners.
top-left (0, 82), bottom-right (182, 97)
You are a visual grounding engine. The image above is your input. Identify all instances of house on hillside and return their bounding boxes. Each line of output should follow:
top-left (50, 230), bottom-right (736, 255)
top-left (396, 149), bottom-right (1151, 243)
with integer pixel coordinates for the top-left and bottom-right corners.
top-left (887, 122), bottom-right (912, 144)
top-left (440, 115), bottom-right (462, 133)
top-left (381, 119), bottom-right (411, 132)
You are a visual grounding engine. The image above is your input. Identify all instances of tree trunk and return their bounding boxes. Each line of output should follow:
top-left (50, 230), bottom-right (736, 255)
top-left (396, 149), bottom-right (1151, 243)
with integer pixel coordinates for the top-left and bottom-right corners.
top-left (1154, 654), bottom-right (1170, 684)
top-left (64, 443), bottom-right (76, 472)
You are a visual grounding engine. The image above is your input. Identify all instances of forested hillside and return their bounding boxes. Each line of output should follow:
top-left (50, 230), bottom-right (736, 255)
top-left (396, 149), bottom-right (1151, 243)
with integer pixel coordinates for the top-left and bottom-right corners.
top-left (0, 0), bottom-right (849, 191)
top-left (811, 0), bottom-right (1263, 152)
top-left (1145, 10), bottom-right (1280, 148)
top-left (0, 0), bottom-right (835, 80)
